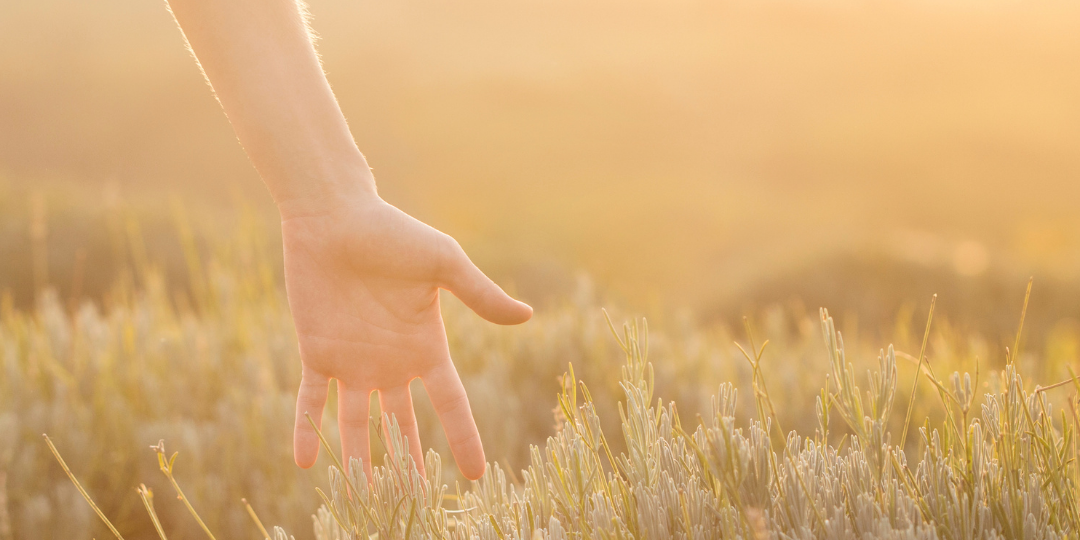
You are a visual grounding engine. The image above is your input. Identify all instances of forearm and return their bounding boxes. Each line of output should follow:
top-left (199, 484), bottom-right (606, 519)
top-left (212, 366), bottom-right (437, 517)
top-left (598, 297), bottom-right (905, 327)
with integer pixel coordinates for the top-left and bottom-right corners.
top-left (165, 0), bottom-right (375, 218)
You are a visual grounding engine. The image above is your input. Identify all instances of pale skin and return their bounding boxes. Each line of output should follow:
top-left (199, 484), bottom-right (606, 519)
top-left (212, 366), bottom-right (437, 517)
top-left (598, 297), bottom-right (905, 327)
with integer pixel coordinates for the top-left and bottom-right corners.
top-left (164, 0), bottom-right (532, 480)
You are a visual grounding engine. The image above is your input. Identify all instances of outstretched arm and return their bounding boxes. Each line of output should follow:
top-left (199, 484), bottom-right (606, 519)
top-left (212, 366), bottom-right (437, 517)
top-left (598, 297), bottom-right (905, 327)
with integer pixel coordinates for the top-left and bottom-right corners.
top-left (164, 0), bottom-right (369, 217)
top-left (165, 0), bottom-right (532, 480)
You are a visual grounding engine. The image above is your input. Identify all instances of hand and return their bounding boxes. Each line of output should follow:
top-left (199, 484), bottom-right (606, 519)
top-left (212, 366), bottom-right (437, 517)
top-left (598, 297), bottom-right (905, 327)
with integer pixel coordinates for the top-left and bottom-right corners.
top-left (282, 190), bottom-right (531, 480)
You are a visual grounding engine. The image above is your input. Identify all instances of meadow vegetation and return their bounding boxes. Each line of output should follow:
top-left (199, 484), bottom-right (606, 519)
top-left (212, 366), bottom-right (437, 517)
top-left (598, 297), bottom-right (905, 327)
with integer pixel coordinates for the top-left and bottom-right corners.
top-left (5, 0), bottom-right (1080, 537)
top-left (4, 207), bottom-right (1080, 539)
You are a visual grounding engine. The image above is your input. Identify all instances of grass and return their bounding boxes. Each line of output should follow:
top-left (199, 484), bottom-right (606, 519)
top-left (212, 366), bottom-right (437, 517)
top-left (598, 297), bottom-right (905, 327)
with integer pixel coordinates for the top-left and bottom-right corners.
top-left (299, 307), bottom-right (1080, 539)
top-left (5, 205), bottom-right (1080, 538)
top-left (40, 300), bottom-right (1080, 539)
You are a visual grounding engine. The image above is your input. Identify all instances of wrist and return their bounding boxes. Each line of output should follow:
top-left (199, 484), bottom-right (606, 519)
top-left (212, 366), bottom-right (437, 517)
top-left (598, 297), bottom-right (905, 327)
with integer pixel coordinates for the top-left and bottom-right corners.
top-left (275, 167), bottom-right (380, 222)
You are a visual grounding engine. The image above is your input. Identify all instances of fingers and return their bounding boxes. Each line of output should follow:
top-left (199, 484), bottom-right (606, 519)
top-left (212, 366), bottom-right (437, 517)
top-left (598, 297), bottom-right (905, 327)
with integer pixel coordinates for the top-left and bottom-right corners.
top-left (441, 242), bottom-right (532, 326)
top-left (337, 383), bottom-right (372, 478)
top-left (379, 385), bottom-right (426, 477)
top-left (422, 362), bottom-right (486, 480)
top-left (294, 370), bottom-right (330, 469)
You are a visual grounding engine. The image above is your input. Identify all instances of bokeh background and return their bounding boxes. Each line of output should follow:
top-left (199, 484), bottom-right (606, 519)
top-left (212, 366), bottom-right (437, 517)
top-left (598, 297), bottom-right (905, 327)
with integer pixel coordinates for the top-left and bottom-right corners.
top-left (4, 0), bottom-right (1080, 537)
top-left (4, 0), bottom-right (1080, 333)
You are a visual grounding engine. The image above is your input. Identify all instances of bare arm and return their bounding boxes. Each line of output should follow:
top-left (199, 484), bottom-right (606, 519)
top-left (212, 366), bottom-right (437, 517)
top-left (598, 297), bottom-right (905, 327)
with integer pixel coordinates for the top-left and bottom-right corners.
top-left (165, 0), bottom-right (370, 218)
top-left (165, 0), bottom-right (531, 480)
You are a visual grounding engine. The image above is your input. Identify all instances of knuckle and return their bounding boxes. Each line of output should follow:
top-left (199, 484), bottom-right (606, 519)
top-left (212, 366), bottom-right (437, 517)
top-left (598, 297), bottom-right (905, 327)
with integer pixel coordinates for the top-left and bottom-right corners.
top-left (299, 372), bottom-right (328, 390)
top-left (437, 235), bottom-right (468, 275)
top-left (438, 391), bottom-right (472, 416)
top-left (448, 427), bottom-right (481, 448)
top-left (339, 414), bottom-right (369, 431)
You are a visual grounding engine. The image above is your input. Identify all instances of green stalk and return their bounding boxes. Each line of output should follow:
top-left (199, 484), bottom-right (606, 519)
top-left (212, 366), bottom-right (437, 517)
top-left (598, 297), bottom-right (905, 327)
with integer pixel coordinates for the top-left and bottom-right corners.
top-left (900, 295), bottom-right (937, 450)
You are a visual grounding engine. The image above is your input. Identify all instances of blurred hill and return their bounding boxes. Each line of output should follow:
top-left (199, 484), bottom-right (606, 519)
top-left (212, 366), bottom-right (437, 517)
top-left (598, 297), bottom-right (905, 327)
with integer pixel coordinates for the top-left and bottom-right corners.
top-left (2, 0), bottom-right (1080, 333)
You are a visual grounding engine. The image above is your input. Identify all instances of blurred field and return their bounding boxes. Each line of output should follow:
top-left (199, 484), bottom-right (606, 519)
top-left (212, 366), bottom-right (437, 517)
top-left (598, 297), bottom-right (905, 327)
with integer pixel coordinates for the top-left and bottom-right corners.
top-left (4, 0), bottom-right (1080, 537)
top-left (4, 221), bottom-right (1080, 537)
top-left (4, 0), bottom-right (1080, 328)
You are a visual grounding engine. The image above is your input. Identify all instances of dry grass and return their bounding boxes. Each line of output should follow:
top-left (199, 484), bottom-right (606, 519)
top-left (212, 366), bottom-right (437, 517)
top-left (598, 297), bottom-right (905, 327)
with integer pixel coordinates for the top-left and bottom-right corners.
top-left (38, 301), bottom-right (1080, 539)
top-left (0, 230), bottom-right (1077, 538)
top-left (3, 199), bottom-right (1080, 538)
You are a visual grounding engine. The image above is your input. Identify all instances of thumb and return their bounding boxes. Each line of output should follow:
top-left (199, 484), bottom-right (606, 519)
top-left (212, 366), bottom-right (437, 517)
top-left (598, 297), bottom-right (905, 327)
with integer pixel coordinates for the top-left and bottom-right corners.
top-left (441, 241), bottom-right (532, 325)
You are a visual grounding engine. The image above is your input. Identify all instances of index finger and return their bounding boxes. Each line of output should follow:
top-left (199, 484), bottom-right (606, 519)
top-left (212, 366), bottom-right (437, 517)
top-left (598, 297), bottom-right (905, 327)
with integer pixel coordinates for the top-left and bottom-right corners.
top-left (294, 369), bottom-right (330, 469)
top-left (422, 361), bottom-right (486, 480)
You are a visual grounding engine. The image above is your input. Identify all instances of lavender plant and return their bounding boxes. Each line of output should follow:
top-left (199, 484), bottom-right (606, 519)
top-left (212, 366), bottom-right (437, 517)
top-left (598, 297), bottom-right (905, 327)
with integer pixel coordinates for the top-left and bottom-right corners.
top-left (291, 310), bottom-right (1079, 539)
top-left (11, 221), bottom-right (1080, 538)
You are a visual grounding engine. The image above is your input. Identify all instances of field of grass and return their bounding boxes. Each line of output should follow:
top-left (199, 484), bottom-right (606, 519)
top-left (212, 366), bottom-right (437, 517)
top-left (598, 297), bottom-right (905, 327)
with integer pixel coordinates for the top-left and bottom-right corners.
top-left (5, 0), bottom-right (1080, 537)
top-left (3, 203), bottom-right (1080, 539)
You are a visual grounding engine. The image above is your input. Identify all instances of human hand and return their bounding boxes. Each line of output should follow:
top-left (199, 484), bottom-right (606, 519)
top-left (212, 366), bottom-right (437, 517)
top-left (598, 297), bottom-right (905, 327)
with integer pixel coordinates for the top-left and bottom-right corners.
top-left (281, 189), bottom-right (531, 480)
top-left (164, 0), bottom-right (531, 481)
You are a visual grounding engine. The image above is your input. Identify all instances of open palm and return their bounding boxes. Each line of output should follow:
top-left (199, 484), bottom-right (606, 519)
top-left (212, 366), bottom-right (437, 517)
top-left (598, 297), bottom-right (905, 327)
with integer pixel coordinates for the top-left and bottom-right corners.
top-left (282, 196), bottom-right (531, 480)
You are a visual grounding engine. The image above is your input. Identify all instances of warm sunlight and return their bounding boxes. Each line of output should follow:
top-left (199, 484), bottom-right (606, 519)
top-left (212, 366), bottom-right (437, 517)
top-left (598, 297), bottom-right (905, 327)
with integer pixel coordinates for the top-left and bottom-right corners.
top-left (3, 0), bottom-right (1080, 537)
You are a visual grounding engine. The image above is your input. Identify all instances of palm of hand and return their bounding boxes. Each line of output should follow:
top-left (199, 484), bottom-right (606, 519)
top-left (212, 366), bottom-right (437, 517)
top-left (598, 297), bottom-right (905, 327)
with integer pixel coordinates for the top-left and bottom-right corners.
top-left (282, 198), bottom-right (530, 480)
